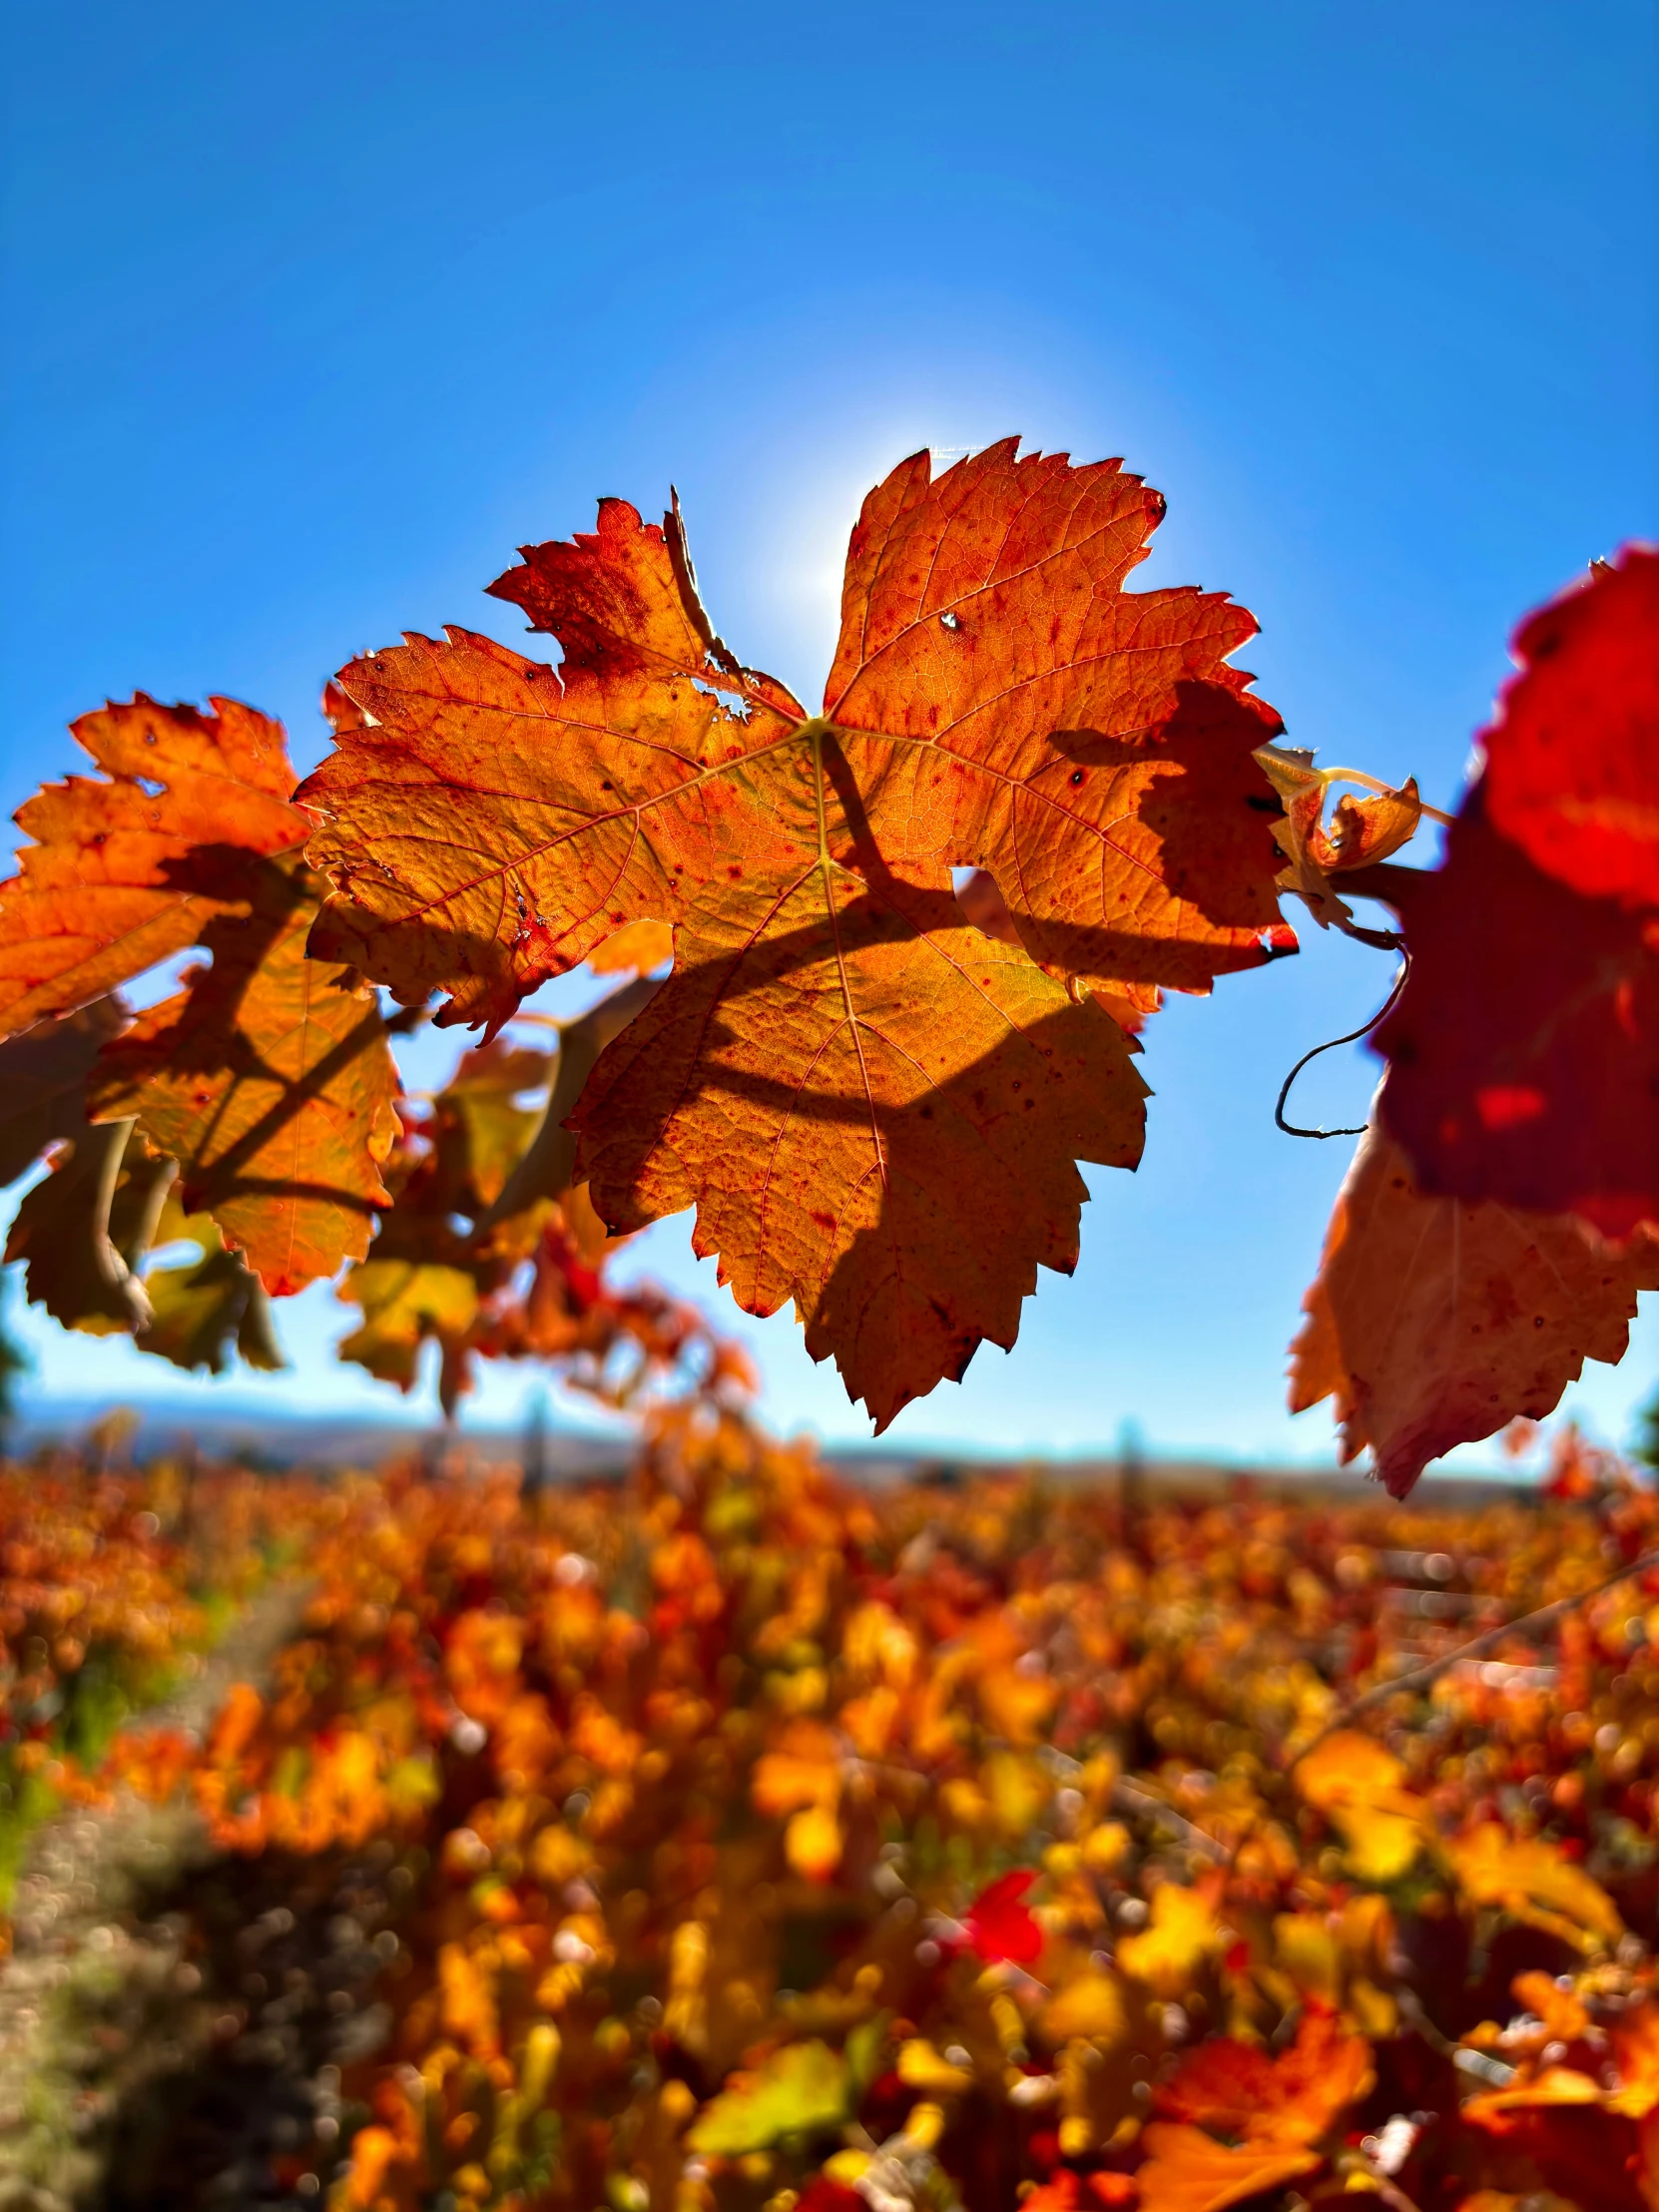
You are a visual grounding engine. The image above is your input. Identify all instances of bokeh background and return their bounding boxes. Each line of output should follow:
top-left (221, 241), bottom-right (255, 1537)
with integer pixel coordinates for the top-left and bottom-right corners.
top-left (3, 0), bottom-right (1656, 1461)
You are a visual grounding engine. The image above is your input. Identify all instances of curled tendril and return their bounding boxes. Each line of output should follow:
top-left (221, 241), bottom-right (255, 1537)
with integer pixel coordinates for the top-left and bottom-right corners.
top-left (1275, 953), bottom-right (1411, 1140)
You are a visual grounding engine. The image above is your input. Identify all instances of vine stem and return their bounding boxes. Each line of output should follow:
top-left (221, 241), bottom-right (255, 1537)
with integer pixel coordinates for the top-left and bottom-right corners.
top-left (1288, 1540), bottom-right (1659, 1774)
top-left (1109, 1777), bottom-right (1232, 1865)
top-left (1319, 766), bottom-right (1456, 829)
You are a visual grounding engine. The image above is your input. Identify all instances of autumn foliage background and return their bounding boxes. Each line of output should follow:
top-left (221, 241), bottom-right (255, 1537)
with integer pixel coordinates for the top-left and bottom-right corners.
top-left (2, 8), bottom-right (1658, 2212)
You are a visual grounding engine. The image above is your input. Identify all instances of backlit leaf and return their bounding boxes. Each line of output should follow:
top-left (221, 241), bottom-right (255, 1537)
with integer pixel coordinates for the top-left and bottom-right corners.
top-left (86, 857), bottom-right (399, 1294)
top-left (139, 1196), bottom-right (285, 1375)
top-left (1374, 791), bottom-right (1659, 1241)
top-left (1255, 742), bottom-right (1422, 929)
top-left (1155, 2005), bottom-right (1373, 2148)
top-left (588, 918), bottom-right (674, 975)
top-left (0, 696), bottom-right (307, 1038)
top-left (295, 446), bottom-right (1291, 1418)
top-left (1481, 546), bottom-right (1659, 912)
top-left (1291, 1118), bottom-right (1659, 1497)
top-left (1134, 2124), bottom-right (1321, 2212)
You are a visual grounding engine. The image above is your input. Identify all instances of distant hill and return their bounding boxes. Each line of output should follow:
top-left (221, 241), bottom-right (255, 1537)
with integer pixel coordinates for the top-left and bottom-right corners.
top-left (5, 1392), bottom-right (1534, 1505)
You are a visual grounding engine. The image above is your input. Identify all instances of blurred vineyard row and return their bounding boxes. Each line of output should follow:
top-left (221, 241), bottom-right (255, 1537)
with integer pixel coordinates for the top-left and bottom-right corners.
top-left (7, 1416), bottom-right (1659, 2212)
top-left (0, 1429), bottom-right (334, 1914)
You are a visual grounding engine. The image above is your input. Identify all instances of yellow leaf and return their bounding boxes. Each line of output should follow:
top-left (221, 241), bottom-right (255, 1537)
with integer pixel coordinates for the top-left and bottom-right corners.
top-left (785, 1803), bottom-right (842, 1883)
top-left (1118, 1885), bottom-right (1220, 1996)
top-left (896, 2039), bottom-right (974, 2095)
top-left (1295, 1729), bottom-right (1428, 1882)
top-left (1040, 1968), bottom-right (1128, 2045)
top-left (1447, 1824), bottom-right (1624, 1950)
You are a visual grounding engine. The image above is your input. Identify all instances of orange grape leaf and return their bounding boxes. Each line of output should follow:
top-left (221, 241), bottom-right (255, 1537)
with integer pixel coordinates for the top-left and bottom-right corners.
top-left (1373, 790), bottom-right (1659, 1241)
top-left (1461, 2067), bottom-right (1605, 2125)
top-left (299, 445), bottom-right (1291, 1024)
top-left (1255, 743), bottom-right (1422, 928)
top-left (0, 696), bottom-right (308, 1039)
top-left (573, 924), bottom-right (1145, 1424)
top-left (0, 996), bottom-right (131, 1185)
top-left (1134, 2124), bottom-right (1321, 2212)
top-left (588, 917), bottom-right (674, 976)
top-left (1481, 546), bottom-right (1659, 912)
top-left (955, 865), bottom-right (1151, 1032)
top-left (293, 448), bottom-right (1289, 1417)
top-left (1608, 2006), bottom-right (1659, 2120)
top-left (1290, 1119), bottom-right (1659, 1498)
top-left (1155, 2006), bottom-right (1372, 2149)
top-left (85, 857), bottom-right (400, 1294)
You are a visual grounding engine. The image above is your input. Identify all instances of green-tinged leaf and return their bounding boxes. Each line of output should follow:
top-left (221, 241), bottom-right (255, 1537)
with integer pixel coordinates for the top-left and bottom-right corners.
top-left (434, 1036), bottom-right (552, 1216)
top-left (686, 2038), bottom-right (848, 2155)
top-left (0, 996), bottom-right (130, 1186)
top-left (4, 1121), bottom-right (173, 1334)
top-left (140, 1198), bottom-right (285, 1375)
top-left (338, 1257), bottom-right (481, 1391)
top-left (475, 975), bottom-right (659, 1238)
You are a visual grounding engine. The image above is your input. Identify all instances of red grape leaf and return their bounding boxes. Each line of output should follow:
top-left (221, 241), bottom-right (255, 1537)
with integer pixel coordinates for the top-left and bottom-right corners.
top-left (294, 446), bottom-right (1290, 1419)
top-left (86, 856), bottom-right (400, 1294)
top-left (1372, 794), bottom-right (1659, 1239)
top-left (1290, 1119), bottom-right (1659, 1497)
top-left (962, 1870), bottom-right (1043, 1965)
top-left (1482, 545), bottom-right (1659, 911)
top-left (0, 696), bottom-right (308, 1039)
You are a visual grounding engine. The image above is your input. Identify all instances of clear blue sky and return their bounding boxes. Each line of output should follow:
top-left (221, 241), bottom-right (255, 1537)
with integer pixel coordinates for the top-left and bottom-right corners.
top-left (3, 1), bottom-right (1657, 1462)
